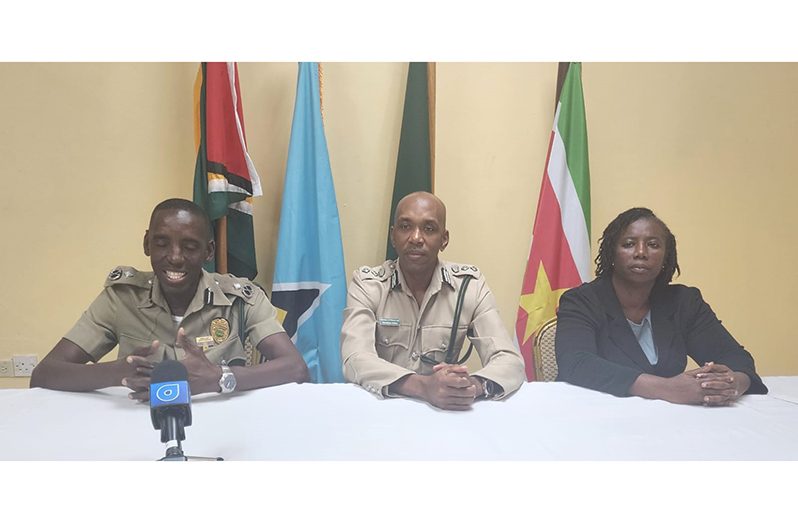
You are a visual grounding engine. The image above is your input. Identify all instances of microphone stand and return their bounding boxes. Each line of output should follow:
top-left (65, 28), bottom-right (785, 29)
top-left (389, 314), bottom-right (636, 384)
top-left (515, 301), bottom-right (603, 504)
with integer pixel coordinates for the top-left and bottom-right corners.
top-left (158, 445), bottom-right (223, 461)
top-left (156, 417), bottom-right (223, 461)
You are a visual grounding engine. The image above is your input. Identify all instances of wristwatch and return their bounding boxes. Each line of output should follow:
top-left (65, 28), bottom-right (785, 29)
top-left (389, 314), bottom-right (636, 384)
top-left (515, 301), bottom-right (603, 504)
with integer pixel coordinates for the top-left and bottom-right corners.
top-left (479, 377), bottom-right (497, 400)
top-left (219, 362), bottom-right (237, 394)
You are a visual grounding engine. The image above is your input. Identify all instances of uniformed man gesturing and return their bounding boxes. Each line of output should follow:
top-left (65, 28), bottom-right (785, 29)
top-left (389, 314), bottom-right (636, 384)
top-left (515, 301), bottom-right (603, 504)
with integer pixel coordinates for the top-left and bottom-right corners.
top-left (340, 192), bottom-right (525, 410)
top-left (31, 199), bottom-right (309, 399)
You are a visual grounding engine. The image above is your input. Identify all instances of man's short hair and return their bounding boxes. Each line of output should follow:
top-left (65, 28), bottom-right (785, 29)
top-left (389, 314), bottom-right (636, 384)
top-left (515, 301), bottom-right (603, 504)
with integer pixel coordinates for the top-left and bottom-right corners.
top-left (150, 198), bottom-right (213, 241)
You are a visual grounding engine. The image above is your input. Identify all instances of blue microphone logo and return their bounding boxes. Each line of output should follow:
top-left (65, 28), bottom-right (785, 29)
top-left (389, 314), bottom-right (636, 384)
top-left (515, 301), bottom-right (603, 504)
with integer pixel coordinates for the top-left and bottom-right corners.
top-left (155, 383), bottom-right (179, 402)
top-left (150, 380), bottom-right (190, 408)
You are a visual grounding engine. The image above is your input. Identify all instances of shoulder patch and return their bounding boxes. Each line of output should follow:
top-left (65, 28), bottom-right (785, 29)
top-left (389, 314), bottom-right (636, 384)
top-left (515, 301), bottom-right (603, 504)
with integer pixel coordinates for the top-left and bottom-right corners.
top-left (217, 273), bottom-right (262, 304)
top-left (357, 261), bottom-right (394, 282)
top-left (103, 266), bottom-right (152, 288)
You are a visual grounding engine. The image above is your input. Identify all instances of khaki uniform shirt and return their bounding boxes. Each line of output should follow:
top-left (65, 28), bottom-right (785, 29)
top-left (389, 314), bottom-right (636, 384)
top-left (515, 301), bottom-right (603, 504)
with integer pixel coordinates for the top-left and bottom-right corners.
top-left (341, 259), bottom-right (525, 399)
top-left (65, 267), bottom-right (284, 365)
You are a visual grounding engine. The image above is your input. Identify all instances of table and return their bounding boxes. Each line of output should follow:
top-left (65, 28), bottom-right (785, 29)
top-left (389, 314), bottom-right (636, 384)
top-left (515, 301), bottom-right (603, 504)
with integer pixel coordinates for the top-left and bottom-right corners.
top-left (1, 377), bottom-right (796, 460)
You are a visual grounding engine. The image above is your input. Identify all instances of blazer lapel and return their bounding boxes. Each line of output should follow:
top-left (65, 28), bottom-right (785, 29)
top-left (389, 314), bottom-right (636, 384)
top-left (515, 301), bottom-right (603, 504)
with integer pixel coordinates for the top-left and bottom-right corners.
top-left (649, 286), bottom-right (677, 370)
top-left (595, 278), bottom-right (653, 371)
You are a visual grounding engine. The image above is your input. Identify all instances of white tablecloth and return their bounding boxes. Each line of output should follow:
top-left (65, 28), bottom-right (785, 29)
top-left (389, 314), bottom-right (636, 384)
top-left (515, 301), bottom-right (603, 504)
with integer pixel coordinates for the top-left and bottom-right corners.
top-left (1, 377), bottom-right (796, 460)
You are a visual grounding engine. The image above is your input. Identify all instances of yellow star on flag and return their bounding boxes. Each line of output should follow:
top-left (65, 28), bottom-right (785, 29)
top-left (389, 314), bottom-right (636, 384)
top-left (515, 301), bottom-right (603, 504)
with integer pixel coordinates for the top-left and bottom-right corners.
top-left (518, 262), bottom-right (568, 345)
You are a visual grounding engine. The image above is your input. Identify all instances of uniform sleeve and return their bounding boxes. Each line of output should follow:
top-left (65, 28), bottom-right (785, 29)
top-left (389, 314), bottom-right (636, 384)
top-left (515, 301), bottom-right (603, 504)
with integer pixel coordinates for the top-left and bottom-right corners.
top-left (555, 287), bottom-right (644, 396)
top-left (681, 287), bottom-right (767, 394)
top-left (340, 272), bottom-right (413, 398)
top-left (468, 276), bottom-right (526, 398)
top-left (62, 289), bottom-right (119, 362)
top-left (244, 288), bottom-right (286, 346)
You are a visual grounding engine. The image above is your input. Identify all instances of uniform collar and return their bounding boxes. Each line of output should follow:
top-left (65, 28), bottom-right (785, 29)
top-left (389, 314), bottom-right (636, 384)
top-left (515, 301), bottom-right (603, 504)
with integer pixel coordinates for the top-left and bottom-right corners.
top-left (393, 259), bottom-right (450, 294)
top-left (144, 270), bottom-right (232, 314)
top-left (440, 263), bottom-right (454, 289)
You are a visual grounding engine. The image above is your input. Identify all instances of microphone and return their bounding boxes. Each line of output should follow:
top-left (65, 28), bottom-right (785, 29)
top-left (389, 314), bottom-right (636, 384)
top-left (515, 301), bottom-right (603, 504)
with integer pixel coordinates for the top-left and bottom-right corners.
top-left (149, 360), bottom-right (192, 458)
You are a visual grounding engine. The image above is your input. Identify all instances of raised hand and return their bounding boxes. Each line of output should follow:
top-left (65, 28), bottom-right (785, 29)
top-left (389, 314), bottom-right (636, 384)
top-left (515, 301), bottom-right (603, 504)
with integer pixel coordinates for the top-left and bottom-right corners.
top-left (175, 327), bottom-right (223, 395)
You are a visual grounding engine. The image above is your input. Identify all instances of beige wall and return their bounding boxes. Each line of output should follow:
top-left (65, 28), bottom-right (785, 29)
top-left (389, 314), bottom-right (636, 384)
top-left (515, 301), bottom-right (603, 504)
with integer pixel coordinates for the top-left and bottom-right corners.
top-left (1, 62), bottom-right (795, 388)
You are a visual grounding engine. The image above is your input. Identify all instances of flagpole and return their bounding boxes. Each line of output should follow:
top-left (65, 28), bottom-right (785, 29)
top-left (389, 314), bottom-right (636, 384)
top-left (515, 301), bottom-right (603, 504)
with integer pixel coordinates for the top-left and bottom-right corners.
top-left (555, 62), bottom-right (570, 107)
top-left (216, 217), bottom-right (228, 273)
top-left (427, 62), bottom-right (436, 192)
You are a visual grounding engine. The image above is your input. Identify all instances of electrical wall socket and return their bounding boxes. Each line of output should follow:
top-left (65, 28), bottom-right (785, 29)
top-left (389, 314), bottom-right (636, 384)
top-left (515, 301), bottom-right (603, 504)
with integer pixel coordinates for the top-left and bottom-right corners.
top-left (0, 359), bottom-right (13, 377)
top-left (12, 355), bottom-right (38, 377)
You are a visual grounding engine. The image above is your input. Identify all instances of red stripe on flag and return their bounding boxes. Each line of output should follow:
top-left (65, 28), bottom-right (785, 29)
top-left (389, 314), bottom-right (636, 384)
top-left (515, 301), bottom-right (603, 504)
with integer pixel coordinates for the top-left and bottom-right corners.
top-left (232, 65), bottom-right (248, 149)
top-left (204, 62), bottom-right (251, 184)
top-left (516, 130), bottom-right (584, 381)
top-left (521, 133), bottom-right (582, 294)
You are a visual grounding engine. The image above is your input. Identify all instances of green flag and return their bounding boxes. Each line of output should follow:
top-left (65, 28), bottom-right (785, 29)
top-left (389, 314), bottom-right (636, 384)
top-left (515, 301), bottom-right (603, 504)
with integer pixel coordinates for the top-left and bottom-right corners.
top-left (385, 62), bottom-right (434, 260)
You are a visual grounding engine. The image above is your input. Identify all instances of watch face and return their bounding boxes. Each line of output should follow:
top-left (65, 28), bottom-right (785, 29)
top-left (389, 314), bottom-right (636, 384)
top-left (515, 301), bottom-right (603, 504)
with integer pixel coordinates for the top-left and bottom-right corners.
top-left (221, 372), bottom-right (236, 391)
top-left (485, 380), bottom-right (495, 397)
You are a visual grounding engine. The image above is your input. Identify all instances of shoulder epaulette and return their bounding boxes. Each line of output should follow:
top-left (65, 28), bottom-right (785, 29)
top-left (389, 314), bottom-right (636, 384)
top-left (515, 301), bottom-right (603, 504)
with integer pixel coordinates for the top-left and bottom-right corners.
top-left (216, 273), bottom-right (262, 304)
top-left (357, 261), bottom-right (394, 282)
top-left (103, 266), bottom-right (152, 289)
top-left (447, 262), bottom-right (482, 279)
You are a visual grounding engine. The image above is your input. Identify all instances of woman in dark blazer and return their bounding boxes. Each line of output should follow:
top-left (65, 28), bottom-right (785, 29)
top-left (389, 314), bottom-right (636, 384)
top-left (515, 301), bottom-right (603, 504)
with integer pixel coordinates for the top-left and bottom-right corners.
top-left (555, 207), bottom-right (767, 405)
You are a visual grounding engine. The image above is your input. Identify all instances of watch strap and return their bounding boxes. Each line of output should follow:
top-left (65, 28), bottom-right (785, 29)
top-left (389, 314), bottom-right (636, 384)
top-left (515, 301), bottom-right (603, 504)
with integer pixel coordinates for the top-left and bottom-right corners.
top-left (479, 377), bottom-right (497, 400)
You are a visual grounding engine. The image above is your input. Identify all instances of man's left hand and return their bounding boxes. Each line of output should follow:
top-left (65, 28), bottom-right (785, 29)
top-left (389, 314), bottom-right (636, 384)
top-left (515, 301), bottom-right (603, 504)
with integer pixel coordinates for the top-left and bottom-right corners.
top-left (432, 363), bottom-right (483, 399)
top-left (175, 327), bottom-right (223, 395)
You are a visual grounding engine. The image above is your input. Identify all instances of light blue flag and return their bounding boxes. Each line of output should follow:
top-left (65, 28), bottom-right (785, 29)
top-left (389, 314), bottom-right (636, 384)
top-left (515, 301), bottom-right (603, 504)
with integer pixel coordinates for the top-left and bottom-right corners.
top-left (271, 63), bottom-right (346, 383)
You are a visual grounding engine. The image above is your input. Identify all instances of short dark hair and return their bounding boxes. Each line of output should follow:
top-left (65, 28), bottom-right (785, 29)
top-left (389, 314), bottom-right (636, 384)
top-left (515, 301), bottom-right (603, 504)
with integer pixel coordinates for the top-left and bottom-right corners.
top-left (150, 198), bottom-right (212, 241)
top-left (595, 207), bottom-right (680, 286)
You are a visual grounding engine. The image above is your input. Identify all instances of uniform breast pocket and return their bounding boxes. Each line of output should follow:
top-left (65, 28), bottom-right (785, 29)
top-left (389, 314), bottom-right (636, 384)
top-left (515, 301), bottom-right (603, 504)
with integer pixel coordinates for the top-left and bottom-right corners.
top-left (202, 335), bottom-right (247, 366)
top-left (375, 324), bottom-right (411, 364)
top-left (118, 333), bottom-right (163, 361)
top-left (420, 325), bottom-right (469, 367)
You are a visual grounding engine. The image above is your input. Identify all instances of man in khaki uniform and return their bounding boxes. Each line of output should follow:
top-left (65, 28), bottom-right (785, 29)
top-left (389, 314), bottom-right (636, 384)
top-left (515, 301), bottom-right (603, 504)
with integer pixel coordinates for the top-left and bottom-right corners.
top-left (341, 192), bottom-right (525, 410)
top-left (31, 198), bottom-right (309, 400)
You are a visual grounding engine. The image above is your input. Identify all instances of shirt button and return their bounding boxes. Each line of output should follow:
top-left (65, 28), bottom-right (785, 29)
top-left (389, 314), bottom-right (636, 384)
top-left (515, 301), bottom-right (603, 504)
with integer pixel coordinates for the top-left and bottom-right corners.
top-left (382, 337), bottom-right (389, 344)
top-left (411, 352), bottom-right (419, 360)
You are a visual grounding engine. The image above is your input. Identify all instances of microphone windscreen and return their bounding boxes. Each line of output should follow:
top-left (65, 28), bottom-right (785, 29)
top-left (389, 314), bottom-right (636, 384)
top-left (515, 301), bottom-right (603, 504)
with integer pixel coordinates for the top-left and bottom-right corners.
top-left (149, 359), bottom-right (192, 432)
top-left (151, 359), bottom-right (188, 384)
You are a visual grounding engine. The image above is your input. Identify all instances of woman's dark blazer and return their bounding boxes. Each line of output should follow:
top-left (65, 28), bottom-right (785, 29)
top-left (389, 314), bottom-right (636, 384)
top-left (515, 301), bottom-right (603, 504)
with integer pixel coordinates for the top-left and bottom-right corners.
top-left (555, 277), bottom-right (767, 397)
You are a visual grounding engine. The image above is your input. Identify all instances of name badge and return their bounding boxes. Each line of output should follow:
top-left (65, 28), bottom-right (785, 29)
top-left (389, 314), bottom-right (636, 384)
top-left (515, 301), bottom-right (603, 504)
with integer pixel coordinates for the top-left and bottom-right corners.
top-left (378, 318), bottom-right (401, 327)
top-left (195, 335), bottom-right (215, 350)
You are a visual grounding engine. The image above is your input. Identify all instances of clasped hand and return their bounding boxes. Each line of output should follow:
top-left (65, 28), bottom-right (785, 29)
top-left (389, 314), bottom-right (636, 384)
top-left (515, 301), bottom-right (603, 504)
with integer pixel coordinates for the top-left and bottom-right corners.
top-left (121, 328), bottom-right (222, 402)
top-left (677, 362), bottom-right (749, 406)
top-left (421, 363), bottom-right (482, 411)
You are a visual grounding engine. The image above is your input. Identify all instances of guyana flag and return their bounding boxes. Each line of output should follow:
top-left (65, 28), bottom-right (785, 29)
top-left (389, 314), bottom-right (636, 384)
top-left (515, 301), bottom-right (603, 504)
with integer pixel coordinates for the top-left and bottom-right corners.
top-left (193, 62), bottom-right (262, 279)
top-left (385, 62), bottom-right (434, 261)
top-left (516, 63), bottom-right (591, 381)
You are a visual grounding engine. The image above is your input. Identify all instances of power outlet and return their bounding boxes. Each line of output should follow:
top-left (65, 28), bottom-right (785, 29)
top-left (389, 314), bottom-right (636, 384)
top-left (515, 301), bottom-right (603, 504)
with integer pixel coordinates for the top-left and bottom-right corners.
top-left (12, 355), bottom-right (38, 377)
top-left (0, 359), bottom-right (13, 377)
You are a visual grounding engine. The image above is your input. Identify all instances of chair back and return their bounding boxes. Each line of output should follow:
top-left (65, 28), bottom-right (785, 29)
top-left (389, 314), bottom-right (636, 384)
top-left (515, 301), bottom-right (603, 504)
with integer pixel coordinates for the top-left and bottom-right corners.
top-left (532, 318), bottom-right (558, 381)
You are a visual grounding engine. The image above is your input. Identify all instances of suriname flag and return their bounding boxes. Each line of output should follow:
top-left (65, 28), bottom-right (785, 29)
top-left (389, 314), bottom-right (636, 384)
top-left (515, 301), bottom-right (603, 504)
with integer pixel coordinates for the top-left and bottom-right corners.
top-left (516, 63), bottom-right (591, 381)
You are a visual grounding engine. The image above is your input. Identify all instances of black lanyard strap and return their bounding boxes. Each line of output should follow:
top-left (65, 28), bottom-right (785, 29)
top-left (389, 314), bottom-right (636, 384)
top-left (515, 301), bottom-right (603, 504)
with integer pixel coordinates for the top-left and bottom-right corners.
top-left (444, 274), bottom-right (475, 365)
